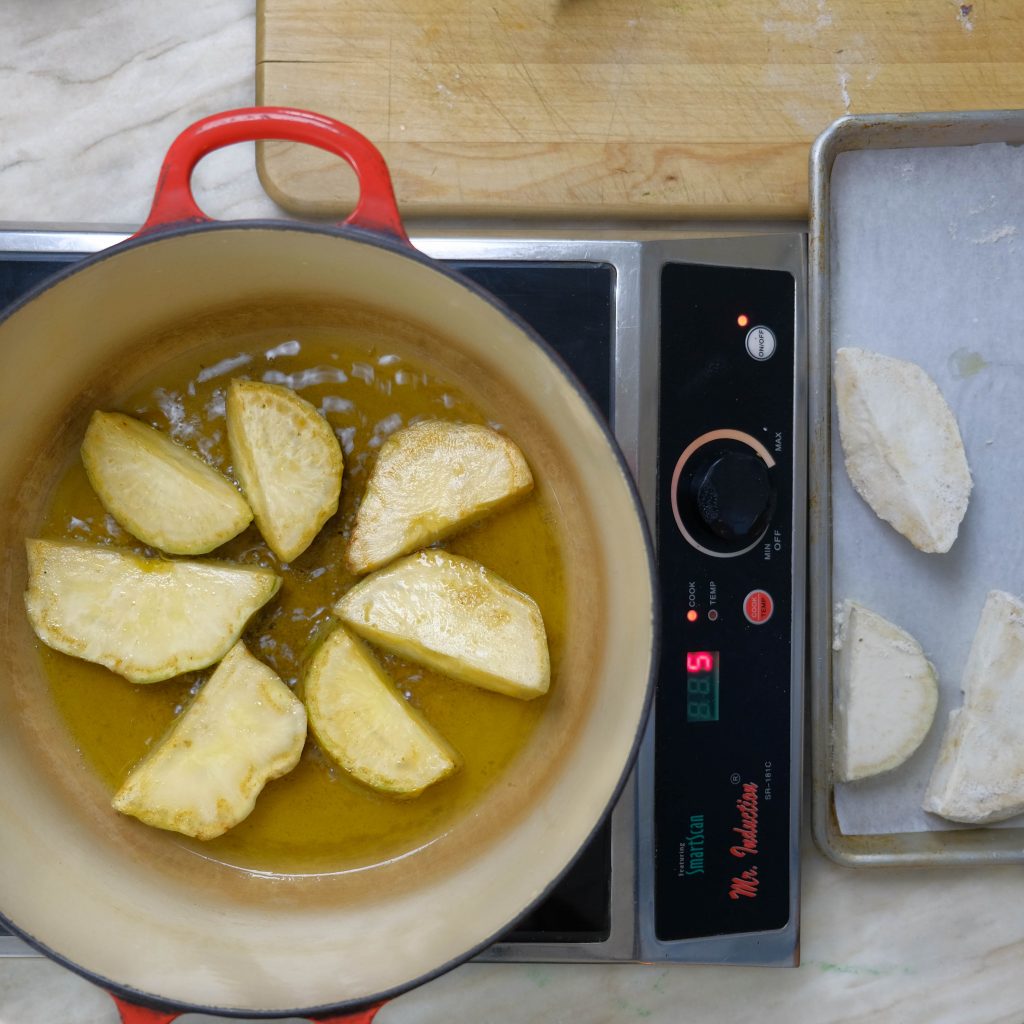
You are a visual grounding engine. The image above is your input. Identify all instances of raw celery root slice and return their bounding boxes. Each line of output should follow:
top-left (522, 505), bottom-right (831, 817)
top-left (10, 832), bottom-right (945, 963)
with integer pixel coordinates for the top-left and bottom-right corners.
top-left (113, 642), bottom-right (306, 839)
top-left (345, 420), bottom-right (533, 575)
top-left (24, 540), bottom-right (281, 683)
top-left (226, 380), bottom-right (343, 562)
top-left (82, 411), bottom-right (252, 555)
top-left (833, 347), bottom-right (971, 553)
top-left (334, 550), bottom-right (549, 700)
top-left (833, 600), bottom-right (938, 782)
top-left (924, 590), bottom-right (1024, 824)
top-left (304, 625), bottom-right (459, 796)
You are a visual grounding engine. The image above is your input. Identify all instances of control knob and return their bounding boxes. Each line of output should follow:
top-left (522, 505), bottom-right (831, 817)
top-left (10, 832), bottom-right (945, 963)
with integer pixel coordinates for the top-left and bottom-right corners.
top-left (693, 450), bottom-right (773, 545)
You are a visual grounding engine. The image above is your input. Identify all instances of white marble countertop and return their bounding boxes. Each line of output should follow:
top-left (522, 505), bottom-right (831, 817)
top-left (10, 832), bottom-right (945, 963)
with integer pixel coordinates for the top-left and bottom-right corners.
top-left (2, 2), bottom-right (1024, 1022)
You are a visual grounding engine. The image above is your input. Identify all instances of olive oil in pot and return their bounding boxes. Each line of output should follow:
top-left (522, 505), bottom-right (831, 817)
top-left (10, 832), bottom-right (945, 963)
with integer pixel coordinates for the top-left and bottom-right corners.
top-left (37, 318), bottom-right (568, 875)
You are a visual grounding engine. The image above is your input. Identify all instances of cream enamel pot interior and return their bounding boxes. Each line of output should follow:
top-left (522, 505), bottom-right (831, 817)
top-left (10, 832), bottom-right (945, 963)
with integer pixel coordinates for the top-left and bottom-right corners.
top-left (0, 109), bottom-right (657, 1020)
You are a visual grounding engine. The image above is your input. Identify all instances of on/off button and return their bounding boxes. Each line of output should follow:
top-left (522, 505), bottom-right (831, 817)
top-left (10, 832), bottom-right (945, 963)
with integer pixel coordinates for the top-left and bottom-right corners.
top-left (743, 589), bottom-right (774, 625)
top-left (745, 325), bottom-right (777, 361)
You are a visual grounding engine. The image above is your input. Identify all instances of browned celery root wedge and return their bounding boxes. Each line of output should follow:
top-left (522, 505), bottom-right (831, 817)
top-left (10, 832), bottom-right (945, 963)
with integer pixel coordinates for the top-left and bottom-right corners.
top-left (304, 625), bottom-right (459, 795)
top-left (334, 550), bottom-right (550, 700)
top-left (345, 420), bottom-right (533, 575)
top-left (24, 540), bottom-right (281, 683)
top-left (833, 600), bottom-right (938, 782)
top-left (226, 380), bottom-right (343, 562)
top-left (112, 642), bottom-right (306, 839)
top-left (833, 347), bottom-right (971, 553)
top-left (81, 411), bottom-right (252, 555)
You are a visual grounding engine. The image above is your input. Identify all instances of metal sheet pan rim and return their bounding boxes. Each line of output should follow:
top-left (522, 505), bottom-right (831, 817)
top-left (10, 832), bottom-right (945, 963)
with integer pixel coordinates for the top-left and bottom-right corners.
top-left (808, 108), bottom-right (1024, 868)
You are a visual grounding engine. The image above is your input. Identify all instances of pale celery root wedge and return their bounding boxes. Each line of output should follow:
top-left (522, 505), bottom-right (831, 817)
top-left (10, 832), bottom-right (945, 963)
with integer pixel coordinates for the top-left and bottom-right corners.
top-left (345, 420), bottom-right (533, 575)
top-left (924, 590), bottom-right (1024, 824)
top-left (334, 550), bottom-right (550, 700)
top-left (226, 380), bottom-right (343, 562)
top-left (82, 411), bottom-right (253, 555)
top-left (833, 601), bottom-right (938, 782)
top-left (112, 642), bottom-right (306, 839)
top-left (304, 625), bottom-right (459, 795)
top-left (834, 348), bottom-right (972, 553)
top-left (24, 540), bottom-right (281, 683)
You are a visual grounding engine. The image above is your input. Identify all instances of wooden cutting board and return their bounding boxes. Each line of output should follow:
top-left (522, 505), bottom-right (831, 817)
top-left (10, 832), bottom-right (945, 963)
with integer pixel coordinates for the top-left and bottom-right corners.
top-left (256, 0), bottom-right (1024, 219)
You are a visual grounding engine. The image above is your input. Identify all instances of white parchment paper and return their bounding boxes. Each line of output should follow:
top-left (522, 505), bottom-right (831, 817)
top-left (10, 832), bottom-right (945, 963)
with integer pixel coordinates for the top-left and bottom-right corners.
top-left (830, 141), bottom-right (1024, 835)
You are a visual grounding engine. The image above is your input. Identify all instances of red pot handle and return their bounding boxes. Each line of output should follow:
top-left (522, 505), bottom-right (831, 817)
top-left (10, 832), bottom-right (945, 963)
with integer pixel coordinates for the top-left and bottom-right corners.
top-left (111, 992), bottom-right (387, 1023)
top-left (136, 106), bottom-right (409, 244)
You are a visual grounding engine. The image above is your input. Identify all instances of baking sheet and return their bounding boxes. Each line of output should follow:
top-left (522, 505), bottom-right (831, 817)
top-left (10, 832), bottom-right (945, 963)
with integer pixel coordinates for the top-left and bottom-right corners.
top-left (830, 141), bottom-right (1024, 835)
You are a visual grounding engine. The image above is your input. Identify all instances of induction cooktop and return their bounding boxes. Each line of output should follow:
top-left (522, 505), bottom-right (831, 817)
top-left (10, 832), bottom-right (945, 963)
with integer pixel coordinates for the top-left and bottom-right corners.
top-left (0, 226), bottom-right (805, 966)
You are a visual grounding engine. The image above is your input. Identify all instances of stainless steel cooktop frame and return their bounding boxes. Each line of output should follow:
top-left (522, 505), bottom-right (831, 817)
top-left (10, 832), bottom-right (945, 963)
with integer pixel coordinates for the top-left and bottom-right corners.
top-left (0, 225), bottom-right (805, 966)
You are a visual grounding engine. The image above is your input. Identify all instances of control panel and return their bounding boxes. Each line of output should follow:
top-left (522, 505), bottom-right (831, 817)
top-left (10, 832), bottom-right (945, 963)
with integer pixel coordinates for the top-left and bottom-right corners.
top-left (653, 261), bottom-right (798, 947)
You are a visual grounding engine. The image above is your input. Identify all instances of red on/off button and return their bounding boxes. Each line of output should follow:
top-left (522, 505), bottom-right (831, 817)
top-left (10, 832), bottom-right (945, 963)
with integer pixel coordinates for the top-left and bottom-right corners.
top-left (743, 589), bottom-right (774, 625)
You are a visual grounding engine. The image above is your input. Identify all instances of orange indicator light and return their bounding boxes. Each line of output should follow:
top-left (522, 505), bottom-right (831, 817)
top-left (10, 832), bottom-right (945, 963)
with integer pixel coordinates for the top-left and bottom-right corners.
top-left (686, 609), bottom-right (699, 623)
top-left (737, 314), bottom-right (750, 327)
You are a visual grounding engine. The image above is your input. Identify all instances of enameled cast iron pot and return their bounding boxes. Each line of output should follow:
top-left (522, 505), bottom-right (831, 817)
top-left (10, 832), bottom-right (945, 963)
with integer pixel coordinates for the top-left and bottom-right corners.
top-left (0, 109), bottom-right (657, 1021)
